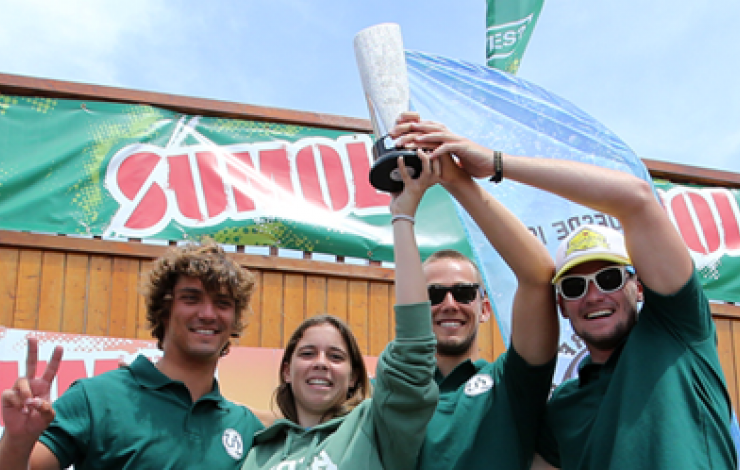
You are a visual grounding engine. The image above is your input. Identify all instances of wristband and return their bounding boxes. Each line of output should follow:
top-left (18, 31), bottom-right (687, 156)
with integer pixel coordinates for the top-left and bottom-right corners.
top-left (489, 150), bottom-right (503, 183)
top-left (391, 214), bottom-right (415, 225)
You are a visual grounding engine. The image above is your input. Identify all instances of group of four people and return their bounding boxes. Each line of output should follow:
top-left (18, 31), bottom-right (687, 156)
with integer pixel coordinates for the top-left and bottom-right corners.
top-left (1, 113), bottom-right (736, 469)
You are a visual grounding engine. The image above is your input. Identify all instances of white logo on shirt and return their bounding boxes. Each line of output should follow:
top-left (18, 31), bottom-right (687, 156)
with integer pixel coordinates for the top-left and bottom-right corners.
top-left (272, 450), bottom-right (337, 470)
top-left (464, 374), bottom-right (494, 396)
top-left (222, 428), bottom-right (244, 460)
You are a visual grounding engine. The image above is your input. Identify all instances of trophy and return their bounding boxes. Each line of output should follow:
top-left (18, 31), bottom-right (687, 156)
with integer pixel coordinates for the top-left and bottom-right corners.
top-left (354, 23), bottom-right (422, 193)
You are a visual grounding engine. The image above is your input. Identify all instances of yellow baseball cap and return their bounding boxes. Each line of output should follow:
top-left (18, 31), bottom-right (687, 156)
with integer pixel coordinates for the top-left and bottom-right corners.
top-left (553, 224), bottom-right (631, 283)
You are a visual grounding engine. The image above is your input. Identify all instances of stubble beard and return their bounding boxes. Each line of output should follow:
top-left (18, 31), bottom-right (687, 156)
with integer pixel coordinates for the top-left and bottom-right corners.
top-left (436, 329), bottom-right (478, 358)
top-left (578, 309), bottom-right (637, 353)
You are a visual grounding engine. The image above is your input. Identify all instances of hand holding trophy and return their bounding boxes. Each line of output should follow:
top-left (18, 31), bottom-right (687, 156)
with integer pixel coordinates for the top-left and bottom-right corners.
top-left (354, 23), bottom-right (422, 193)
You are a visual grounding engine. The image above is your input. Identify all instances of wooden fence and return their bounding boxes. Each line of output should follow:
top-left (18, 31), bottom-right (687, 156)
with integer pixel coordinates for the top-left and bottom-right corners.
top-left (0, 230), bottom-right (506, 358)
top-left (1, 228), bottom-right (736, 406)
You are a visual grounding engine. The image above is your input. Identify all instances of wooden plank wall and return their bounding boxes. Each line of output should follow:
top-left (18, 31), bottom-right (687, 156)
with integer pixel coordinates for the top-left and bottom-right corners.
top-left (0, 231), bottom-right (413, 356)
top-left (713, 307), bottom-right (740, 413)
top-left (0, 231), bottom-right (507, 360)
top-left (2, 230), bottom-right (737, 407)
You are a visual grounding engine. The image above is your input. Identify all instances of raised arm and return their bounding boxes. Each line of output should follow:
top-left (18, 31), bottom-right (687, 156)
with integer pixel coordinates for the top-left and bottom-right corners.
top-left (390, 156), bottom-right (435, 304)
top-left (403, 119), bottom-right (692, 296)
top-left (371, 154), bottom-right (439, 470)
top-left (0, 338), bottom-right (63, 470)
top-left (500, 155), bottom-right (691, 294)
top-left (392, 114), bottom-right (558, 365)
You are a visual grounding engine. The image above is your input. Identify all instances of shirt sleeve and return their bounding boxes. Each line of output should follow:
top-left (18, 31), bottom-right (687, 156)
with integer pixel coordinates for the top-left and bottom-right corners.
top-left (503, 345), bottom-right (557, 466)
top-left (38, 380), bottom-right (92, 468)
top-left (372, 301), bottom-right (438, 470)
top-left (643, 270), bottom-right (714, 344)
top-left (536, 406), bottom-right (561, 468)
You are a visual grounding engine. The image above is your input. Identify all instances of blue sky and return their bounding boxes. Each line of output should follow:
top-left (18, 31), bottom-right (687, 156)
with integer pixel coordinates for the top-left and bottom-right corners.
top-left (2, 0), bottom-right (739, 174)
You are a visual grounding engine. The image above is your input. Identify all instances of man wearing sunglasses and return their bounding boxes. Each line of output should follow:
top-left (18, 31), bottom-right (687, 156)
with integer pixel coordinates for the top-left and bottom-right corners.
top-left (396, 116), bottom-right (736, 469)
top-left (392, 113), bottom-right (560, 470)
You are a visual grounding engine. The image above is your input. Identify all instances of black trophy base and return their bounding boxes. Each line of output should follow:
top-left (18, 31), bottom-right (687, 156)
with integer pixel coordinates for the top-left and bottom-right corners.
top-left (369, 139), bottom-right (422, 193)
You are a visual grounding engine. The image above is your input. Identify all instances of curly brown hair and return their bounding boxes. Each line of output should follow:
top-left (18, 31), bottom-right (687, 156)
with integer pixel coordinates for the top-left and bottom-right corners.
top-left (274, 314), bottom-right (372, 425)
top-left (143, 240), bottom-right (256, 351)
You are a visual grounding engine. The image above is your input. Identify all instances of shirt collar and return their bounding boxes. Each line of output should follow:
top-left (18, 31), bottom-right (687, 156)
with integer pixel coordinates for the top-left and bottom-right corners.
top-left (435, 358), bottom-right (485, 391)
top-left (128, 355), bottom-right (226, 407)
top-left (577, 340), bottom-right (627, 386)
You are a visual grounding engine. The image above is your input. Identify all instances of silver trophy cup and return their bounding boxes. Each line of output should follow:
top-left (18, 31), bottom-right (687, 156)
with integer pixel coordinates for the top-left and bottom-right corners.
top-left (354, 23), bottom-right (421, 192)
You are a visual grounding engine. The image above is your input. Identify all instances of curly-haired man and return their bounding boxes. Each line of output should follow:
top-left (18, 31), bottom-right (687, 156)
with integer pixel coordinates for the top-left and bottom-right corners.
top-left (0, 241), bottom-right (264, 470)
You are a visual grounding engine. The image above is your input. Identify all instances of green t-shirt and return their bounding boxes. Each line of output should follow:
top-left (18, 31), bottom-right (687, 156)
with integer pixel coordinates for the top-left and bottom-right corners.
top-left (40, 355), bottom-right (264, 469)
top-left (538, 273), bottom-right (737, 469)
top-left (418, 346), bottom-right (555, 470)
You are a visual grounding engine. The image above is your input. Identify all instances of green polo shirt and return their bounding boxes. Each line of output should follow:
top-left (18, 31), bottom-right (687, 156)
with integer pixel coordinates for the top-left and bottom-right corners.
top-left (418, 346), bottom-right (555, 470)
top-left (40, 355), bottom-right (264, 469)
top-left (538, 272), bottom-right (737, 469)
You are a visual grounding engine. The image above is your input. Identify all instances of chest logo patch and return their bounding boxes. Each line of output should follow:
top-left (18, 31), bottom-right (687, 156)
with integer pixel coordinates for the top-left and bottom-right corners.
top-left (222, 428), bottom-right (244, 460)
top-left (464, 373), bottom-right (494, 396)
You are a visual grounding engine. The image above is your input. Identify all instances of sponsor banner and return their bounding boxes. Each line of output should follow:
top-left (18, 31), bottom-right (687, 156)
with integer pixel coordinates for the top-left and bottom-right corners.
top-left (407, 51), bottom-right (740, 403)
top-left (485, 0), bottom-right (545, 73)
top-left (407, 52), bottom-right (740, 456)
top-left (1, 87), bottom-right (738, 304)
top-left (0, 97), bottom-right (470, 261)
top-left (0, 326), bottom-right (377, 435)
top-left (407, 50), bottom-right (651, 345)
top-left (409, 52), bottom-right (740, 456)
top-left (655, 180), bottom-right (740, 304)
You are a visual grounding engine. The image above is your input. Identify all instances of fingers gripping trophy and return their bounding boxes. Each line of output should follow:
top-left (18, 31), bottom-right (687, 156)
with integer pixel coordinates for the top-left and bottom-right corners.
top-left (354, 23), bottom-right (422, 192)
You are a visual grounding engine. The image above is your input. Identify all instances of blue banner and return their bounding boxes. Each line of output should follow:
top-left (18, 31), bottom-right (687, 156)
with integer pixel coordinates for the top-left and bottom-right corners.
top-left (406, 50), bottom-right (740, 460)
top-left (406, 50), bottom-right (650, 352)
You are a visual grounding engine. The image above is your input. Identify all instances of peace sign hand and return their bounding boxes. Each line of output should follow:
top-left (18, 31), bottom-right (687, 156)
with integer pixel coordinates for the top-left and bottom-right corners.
top-left (1, 337), bottom-right (63, 439)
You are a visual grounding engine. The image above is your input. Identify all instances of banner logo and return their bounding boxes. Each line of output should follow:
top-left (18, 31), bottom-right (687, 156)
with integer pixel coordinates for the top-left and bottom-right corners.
top-left (273, 450), bottom-right (337, 470)
top-left (659, 187), bottom-right (740, 267)
top-left (565, 229), bottom-right (609, 257)
top-left (104, 117), bottom-right (390, 237)
top-left (486, 14), bottom-right (534, 61)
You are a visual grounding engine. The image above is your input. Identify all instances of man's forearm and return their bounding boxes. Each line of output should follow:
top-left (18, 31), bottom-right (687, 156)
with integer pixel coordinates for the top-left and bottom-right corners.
top-left (503, 154), bottom-right (652, 221)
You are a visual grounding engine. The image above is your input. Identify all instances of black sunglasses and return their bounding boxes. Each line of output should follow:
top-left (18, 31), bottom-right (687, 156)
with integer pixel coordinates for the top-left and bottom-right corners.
top-left (427, 283), bottom-right (481, 306)
top-left (555, 265), bottom-right (632, 301)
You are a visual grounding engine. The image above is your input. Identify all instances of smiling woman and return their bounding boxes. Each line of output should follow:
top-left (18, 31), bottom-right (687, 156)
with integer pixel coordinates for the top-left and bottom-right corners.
top-left (240, 153), bottom-right (440, 470)
top-left (276, 316), bottom-right (370, 428)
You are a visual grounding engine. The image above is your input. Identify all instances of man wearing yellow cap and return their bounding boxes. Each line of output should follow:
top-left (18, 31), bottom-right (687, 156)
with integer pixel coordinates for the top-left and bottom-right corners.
top-left (395, 116), bottom-right (736, 470)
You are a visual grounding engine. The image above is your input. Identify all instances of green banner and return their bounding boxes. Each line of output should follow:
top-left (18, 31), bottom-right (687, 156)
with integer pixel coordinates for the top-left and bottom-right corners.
top-left (0, 95), bottom-right (471, 262)
top-left (654, 180), bottom-right (740, 303)
top-left (2, 94), bottom-right (739, 304)
top-left (486, 0), bottom-right (545, 74)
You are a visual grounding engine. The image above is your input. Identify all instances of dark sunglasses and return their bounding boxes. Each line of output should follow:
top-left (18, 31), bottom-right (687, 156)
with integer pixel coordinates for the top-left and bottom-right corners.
top-left (427, 283), bottom-right (482, 306)
top-left (555, 265), bottom-right (632, 301)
